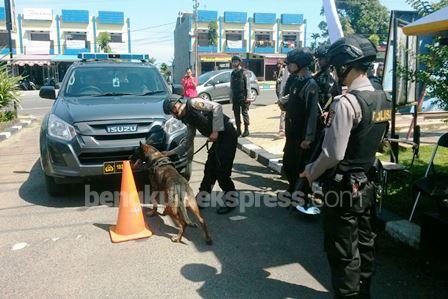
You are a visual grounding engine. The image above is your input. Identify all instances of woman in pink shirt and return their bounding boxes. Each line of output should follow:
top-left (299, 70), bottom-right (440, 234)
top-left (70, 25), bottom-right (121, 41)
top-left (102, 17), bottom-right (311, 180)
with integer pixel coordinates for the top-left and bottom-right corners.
top-left (181, 68), bottom-right (198, 98)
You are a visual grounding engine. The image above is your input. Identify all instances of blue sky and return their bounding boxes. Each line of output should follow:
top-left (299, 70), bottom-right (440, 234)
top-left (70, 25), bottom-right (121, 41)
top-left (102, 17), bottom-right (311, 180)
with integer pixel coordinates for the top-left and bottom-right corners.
top-left (15, 0), bottom-right (413, 63)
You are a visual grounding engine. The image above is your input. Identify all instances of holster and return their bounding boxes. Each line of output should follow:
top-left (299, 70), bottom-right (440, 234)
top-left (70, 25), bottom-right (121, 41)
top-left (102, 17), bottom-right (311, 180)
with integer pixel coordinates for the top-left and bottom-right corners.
top-left (322, 171), bottom-right (374, 212)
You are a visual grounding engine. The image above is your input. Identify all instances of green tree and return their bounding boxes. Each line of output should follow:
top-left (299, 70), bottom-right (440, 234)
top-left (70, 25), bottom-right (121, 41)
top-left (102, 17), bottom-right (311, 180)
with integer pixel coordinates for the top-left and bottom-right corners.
top-left (0, 64), bottom-right (22, 121)
top-left (406, 0), bottom-right (448, 16)
top-left (310, 33), bottom-right (321, 50)
top-left (159, 62), bottom-right (171, 79)
top-left (97, 32), bottom-right (111, 53)
top-left (319, 0), bottom-right (389, 43)
top-left (208, 21), bottom-right (218, 46)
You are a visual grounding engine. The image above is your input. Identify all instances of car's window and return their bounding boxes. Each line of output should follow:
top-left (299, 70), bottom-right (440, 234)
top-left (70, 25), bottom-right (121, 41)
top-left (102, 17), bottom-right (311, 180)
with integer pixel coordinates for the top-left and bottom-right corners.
top-left (214, 72), bottom-right (231, 84)
top-left (198, 71), bottom-right (216, 85)
top-left (64, 66), bottom-right (168, 97)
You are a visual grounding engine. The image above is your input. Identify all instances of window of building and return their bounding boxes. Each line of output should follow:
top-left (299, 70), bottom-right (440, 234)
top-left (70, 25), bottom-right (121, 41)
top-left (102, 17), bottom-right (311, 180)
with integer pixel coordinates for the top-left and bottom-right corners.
top-left (282, 33), bottom-right (298, 49)
top-left (110, 33), bottom-right (123, 43)
top-left (197, 30), bottom-right (210, 47)
top-left (226, 31), bottom-right (244, 48)
top-left (30, 32), bottom-right (50, 41)
top-left (65, 32), bottom-right (87, 41)
top-left (255, 32), bottom-right (274, 47)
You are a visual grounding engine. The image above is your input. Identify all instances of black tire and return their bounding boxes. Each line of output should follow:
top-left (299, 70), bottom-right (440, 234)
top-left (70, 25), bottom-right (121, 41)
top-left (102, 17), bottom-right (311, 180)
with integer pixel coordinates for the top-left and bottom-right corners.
top-left (181, 160), bottom-right (193, 181)
top-left (44, 174), bottom-right (66, 197)
top-left (199, 92), bottom-right (211, 101)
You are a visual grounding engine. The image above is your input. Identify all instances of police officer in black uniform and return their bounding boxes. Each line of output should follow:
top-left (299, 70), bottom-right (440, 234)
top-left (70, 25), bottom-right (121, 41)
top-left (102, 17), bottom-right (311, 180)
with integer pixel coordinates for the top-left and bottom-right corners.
top-left (282, 47), bottom-right (319, 194)
top-left (162, 96), bottom-right (238, 215)
top-left (314, 45), bottom-right (339, 110)
top-left (230, 55), bottom-right (252, 137)
top-left (300, 35), bottom-right (391, 298)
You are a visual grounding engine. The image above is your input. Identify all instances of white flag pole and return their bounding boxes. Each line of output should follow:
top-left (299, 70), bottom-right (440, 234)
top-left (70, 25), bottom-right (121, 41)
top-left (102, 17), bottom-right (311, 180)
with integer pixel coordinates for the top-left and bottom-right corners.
top-left (323, 0), bottom-right (344, 43)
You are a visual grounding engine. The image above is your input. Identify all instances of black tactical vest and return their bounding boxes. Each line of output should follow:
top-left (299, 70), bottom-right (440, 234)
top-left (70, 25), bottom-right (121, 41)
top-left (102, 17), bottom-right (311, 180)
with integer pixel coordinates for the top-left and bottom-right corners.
top-left (181, 99), bottom-right (230, 137)
top-left (314, 68), bottom-right (334, 106)
top-left (231, 68), bottom-right (246, 99)
top-left (338, 90), bottom-right (391, 173)
top-left (285, 77), bottom-right (311, 141)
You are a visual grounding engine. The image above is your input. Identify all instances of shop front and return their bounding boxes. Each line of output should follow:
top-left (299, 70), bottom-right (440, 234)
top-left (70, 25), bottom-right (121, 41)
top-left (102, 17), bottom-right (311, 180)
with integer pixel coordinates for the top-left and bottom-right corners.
top-left (199, 54), bottom-right (232, 74)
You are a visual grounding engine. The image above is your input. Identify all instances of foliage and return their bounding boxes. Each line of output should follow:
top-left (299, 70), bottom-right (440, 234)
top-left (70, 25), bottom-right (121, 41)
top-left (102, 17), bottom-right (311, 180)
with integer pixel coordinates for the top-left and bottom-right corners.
top-left (0, 110), bottom-right (15, 122)
top-left (398, 37), bottom-right (448, 109)
top-left (0, 64), bottom-right (21, 120)
top-left (97, 32), bottom-right (111, 53)
top-left (159, 62), bottom-right (171, 79)
top-left (208, 21), bottom-right (218, 46)
top-left (406, 0), bottom-right (448, 16)
top-left (379, 145), bottom-right (448, 219)
top-left (318, 0), bottom-right (389, 44)
top-left (368, 34), bottom-right (380, 47)
top-left (310, 33), bottom-right (321, 50)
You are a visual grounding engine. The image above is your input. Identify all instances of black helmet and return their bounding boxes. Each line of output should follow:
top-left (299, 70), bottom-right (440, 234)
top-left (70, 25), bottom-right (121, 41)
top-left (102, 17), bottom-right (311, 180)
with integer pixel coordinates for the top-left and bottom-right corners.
top-left (327, 34), bottom-right (377, 69)
top-left (314, 45), bottom-right (329, 59)
top-left (285, 47), bottom-right (314, 69)
top-left (162, 96), bottom-right (183, 114)
top-left (231, 55), bottom-right (242, 62)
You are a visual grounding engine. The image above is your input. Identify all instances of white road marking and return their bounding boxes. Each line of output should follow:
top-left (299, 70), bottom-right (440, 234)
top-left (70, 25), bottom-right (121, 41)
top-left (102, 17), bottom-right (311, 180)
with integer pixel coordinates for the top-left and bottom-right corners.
top-left (229, 215), bottom-right (247, 221)
top-left (12, 243), bottom-right (28, 251)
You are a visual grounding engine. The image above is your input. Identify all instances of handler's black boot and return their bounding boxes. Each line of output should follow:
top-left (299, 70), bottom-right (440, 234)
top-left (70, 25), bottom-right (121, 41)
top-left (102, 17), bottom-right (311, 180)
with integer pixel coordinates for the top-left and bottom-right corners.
top-left (242, 125), bottom-right (250, 137)
top-left (217, 200), bottom-right (237, 215)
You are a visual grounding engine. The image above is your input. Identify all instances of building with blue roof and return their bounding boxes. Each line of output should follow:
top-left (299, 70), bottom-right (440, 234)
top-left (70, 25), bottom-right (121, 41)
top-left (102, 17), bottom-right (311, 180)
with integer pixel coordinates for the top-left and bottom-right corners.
top-left (174, 10), bottom-right (306, 82)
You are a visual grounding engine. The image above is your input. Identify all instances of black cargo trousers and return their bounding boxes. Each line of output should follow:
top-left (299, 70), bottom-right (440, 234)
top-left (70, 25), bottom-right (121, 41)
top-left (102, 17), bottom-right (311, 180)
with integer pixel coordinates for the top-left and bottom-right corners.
top-left (199, 122), bottom-right (238, 200)
top-left (232, 96), bottom-right (250, 127)
top-left (322, 174), bottom-right (376, 298)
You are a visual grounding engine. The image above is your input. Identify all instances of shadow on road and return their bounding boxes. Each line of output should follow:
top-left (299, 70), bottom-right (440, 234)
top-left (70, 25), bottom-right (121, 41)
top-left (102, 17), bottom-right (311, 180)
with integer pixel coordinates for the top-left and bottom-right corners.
top-left (18, 159), bottom-right (149, 209)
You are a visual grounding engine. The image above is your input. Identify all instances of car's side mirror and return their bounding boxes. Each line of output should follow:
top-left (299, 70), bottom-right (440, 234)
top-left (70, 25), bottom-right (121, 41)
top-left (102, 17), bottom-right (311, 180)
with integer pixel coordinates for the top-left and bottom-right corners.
top-left (39, 86), bottom-right (56, 100)
top-left (55, 82), bottom-right (61, 90)
top-left (172, 84), bottom-right (184, 96)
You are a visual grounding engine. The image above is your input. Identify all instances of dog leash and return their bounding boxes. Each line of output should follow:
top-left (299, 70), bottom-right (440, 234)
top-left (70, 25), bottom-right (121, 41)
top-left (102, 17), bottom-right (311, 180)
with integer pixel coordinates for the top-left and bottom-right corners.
top-left (188, 140), bottom-right (210, 159)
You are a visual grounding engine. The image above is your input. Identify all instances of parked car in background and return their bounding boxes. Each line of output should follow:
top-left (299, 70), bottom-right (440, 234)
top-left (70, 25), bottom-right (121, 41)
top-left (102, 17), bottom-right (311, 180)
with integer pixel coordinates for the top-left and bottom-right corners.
top-left (196, 69), bottom-right (260, 102)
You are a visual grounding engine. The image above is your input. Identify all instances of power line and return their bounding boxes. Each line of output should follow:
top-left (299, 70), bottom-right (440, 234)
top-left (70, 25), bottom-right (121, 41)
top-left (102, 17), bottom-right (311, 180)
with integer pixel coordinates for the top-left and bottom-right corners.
top-left (131, 22), bottom-right (176, 32)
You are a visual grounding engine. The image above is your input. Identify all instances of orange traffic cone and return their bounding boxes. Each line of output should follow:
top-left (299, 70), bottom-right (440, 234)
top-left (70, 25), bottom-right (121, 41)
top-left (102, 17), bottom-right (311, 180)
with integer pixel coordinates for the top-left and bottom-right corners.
top-left (109, 160), bottom-right (152, 243)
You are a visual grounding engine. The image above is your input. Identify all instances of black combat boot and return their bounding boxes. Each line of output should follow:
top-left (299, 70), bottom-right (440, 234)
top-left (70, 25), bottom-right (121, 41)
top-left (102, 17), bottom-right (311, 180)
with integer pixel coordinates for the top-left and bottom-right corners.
top-left (242, 125), bottom-right (250, 137)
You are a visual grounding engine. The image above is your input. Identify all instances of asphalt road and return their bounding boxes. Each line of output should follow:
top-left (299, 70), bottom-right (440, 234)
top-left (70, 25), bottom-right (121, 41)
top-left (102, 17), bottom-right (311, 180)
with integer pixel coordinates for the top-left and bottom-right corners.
top-left (1, 91), bottom-right (447, 298)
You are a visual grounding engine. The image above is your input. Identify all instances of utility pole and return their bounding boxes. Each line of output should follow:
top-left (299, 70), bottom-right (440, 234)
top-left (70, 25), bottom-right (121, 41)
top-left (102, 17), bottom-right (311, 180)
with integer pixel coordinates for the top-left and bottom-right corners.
top-left (4, 0), bottom-right (13, 60)
top-left (192, 0), bottom-right (199, 76)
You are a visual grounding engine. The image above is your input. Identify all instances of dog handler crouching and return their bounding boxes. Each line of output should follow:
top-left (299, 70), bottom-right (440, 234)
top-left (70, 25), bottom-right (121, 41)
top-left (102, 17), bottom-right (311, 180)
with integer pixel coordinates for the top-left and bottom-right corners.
top-left (162, 96), bottom-right (238, 215)
top-left (300, 35), bottom-right (391, 297)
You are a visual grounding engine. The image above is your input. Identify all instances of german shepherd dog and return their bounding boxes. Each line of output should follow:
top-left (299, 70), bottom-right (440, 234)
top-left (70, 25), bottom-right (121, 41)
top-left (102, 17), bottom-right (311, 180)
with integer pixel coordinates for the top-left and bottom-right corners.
top-left (130, 142), bottom-right (212, 245)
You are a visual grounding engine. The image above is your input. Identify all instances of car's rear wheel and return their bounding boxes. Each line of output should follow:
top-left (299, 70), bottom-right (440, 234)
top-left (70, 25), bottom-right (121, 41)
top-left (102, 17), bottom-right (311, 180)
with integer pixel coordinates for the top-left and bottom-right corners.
top-left (199, 92), bottom-right (211, 101)
top-left (44, 174), bottom-right (66, 197)
top-left (181, 160), bottom-right (193, 181)
top-left (250, 88), bottom-right (258, 99)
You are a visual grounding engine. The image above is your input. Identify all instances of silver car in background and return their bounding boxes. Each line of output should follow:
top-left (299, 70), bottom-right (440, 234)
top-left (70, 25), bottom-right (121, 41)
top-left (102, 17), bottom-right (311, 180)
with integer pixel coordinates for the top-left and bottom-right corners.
top-left (196, 69), bottom-right (260, 102)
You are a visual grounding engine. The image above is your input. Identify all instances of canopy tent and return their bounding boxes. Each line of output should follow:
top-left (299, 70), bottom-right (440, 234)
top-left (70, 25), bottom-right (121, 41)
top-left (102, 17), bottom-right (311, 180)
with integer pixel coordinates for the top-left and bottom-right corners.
top-left (403, 6), bottom-right (448, 36)
top-left (10, 55), bottom-right (51, 66)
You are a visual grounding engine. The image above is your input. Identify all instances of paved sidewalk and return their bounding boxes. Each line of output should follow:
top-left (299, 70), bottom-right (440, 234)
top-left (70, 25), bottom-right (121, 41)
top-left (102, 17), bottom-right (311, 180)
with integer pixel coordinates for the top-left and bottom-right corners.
top-left (239, 103), bottom-right (447, 174)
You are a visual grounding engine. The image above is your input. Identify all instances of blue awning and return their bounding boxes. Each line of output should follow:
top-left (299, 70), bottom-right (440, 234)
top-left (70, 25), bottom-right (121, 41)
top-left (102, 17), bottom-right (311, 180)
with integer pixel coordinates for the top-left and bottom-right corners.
top-left (51, 55), bottom-right (80, 62)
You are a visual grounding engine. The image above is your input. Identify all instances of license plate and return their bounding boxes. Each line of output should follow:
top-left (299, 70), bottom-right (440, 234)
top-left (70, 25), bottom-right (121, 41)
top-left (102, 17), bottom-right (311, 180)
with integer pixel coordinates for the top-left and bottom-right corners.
top-left (103, 161), bottom-right (124, 175)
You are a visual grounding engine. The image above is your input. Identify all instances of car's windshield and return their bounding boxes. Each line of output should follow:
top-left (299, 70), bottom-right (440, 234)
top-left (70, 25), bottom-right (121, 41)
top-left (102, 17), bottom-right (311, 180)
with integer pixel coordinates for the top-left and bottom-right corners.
top-left (198, 71), bottom-right (217, 85)
top-left (64, 66), bottom-right (168, 97)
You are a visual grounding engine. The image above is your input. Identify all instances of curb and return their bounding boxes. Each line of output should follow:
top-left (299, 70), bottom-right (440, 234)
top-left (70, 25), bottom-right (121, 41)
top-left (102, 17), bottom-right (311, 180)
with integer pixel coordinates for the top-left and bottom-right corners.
top-left (237, 135), bottom-right (422, 249)
top-left (0, 117), bottom-right (36, 142)
top-left (237, 137), bottom-right (283, 174)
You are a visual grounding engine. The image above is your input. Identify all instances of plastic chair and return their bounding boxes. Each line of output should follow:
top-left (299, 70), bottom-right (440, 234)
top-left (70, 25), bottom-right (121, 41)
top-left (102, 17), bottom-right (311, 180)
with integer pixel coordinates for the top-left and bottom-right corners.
top-left (378, 138), bottom-right (419, 213)
top-left (409, 132), bottom-right (448, 222)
